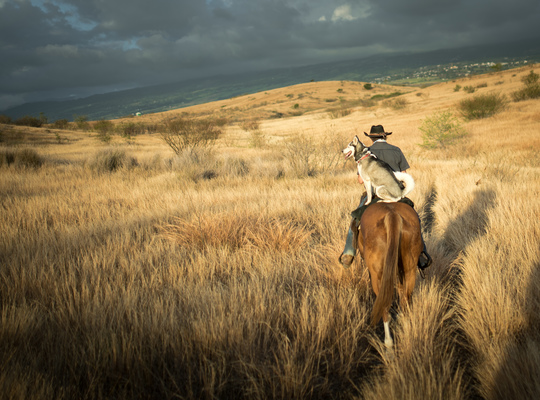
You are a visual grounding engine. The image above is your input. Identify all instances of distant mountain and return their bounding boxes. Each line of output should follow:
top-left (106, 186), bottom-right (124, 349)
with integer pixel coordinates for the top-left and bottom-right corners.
top-left (4, 37), bottom-right (540, 122)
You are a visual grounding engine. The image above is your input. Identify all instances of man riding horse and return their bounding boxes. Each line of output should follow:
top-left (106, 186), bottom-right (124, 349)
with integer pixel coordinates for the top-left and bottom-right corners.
top-left (339, 125), bottom-right (432, 273)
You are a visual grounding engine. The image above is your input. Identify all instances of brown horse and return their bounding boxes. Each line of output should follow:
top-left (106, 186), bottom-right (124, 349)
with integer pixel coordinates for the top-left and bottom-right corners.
top-left (352, 202), bottom-right (423, 348)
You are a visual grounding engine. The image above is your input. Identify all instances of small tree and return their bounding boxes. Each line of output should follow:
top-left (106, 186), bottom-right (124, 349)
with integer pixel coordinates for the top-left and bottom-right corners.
top-left (490, 63), bottom-right (502, 72)
top-left (512, 70), bottom-right (540, 101)
top-left (39, 112), bottom-right (48, 125)
top-left (419, 111), bottom-right (468, 149)
top-left (161, 117), bottom-right (222, 155)
top-left (51, 119), bottom-right (70, 129)
top-left (74, 115), bottom-right (90, 131)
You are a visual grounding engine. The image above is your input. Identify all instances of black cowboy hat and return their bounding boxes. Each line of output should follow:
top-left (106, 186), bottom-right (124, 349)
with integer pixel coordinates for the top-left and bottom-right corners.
top-left (364, 125), bottom-right (392, 138)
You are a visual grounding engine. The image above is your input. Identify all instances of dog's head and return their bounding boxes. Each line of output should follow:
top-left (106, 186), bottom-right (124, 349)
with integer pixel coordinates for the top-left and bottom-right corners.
top-left (342, 135), bottom-right (369, 162)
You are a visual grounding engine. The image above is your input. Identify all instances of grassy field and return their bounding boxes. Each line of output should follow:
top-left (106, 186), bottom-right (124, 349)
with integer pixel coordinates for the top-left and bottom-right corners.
top-left (1, 66), bottom-right (539, 399)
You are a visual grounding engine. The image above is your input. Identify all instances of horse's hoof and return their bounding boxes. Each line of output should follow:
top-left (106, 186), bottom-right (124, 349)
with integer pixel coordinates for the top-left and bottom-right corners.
top-left (339, 254), bottom-right (354, 268)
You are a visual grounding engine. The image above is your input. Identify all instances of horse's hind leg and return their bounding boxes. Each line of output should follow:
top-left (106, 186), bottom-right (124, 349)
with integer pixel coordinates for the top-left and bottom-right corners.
top-left (399, 263), bottom-right (417, 311)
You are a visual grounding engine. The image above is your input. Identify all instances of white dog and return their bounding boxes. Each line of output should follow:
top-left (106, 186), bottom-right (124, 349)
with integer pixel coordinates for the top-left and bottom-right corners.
top-left (342, 136), bottom-right (415, 204)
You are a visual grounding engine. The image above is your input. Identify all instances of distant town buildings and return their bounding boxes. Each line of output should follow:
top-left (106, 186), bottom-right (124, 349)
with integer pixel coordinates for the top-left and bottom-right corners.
top-left (372, 60), bottom-right (529, 85)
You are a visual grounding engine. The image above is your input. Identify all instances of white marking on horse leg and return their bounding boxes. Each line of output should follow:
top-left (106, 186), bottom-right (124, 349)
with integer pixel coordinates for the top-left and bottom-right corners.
top-left (384, 320), bottom-right (394, 349)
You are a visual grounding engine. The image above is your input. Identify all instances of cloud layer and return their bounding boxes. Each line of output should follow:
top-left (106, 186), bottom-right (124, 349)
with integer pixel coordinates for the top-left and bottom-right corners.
top-left (2, 0), bottom-right (540, 109)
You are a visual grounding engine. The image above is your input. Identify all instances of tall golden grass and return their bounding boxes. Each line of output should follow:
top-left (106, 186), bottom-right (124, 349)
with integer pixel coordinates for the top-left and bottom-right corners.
top-left (1, 65), bottom-right (539, 399)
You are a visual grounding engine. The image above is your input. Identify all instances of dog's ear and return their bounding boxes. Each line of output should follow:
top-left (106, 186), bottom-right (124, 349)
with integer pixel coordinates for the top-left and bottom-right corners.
top-left (353, 135), bottom-right (360, 145)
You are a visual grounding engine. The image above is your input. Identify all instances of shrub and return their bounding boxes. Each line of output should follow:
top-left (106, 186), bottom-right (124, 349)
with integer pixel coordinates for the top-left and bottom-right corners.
top-left (117, 122), bottom-right (148, 138)
top-left (383, 97), bottom-right (408, 110)
top-left (241, 119), bottom-right (260, 131)
top-left (0, 148), bottom-right (43, 168)
top-left (170, 147), bottom-right (218, 182)
top-left (328, 106), bottom-right (352, 119)
top-left (283, 133), bottom-right (342, 177)
top-left (250, 130), bottom-right (266, 148)
top-left (419, 111), bottom-right (468, 149)
top-left (370, 92), bottom-right (403, 101)
top-left (458, 93), bottom-right (508, 120)
top-left (463, 86), bottom-right (476, 94)
top-left (93, 119), bottom-right (114, 135)
top-left (14, 115), bottom-right (43, 127)
top-left (51, 119), bottom-right (70, 129)
top-left (512, 70), bottom-right (540, 101)
top-left (0, 115), bottom-right (12, 124)
top-left (364, 83), bottom-right (373, 90)
top-left (161, 117), bottom-right (222, 155)
top-left (39, 112), bottom-right (48, 125)
top-left (213, 117), bottom-right (229, 127)
top-left (454, 85), bottom-right (462, 92)
top-left (88, 148), bottom-right (137, 173)
top-left (15, 148), bottom-right (43, 168)
top-left (0, 149), bottom-right (16, 167)
top-left (74, 115), bottom-right (90, 131)
top-left (222, 157), bottom-right (250, 177)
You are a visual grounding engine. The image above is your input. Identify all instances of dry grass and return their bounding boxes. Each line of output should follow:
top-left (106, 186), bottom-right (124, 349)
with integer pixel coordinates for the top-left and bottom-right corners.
top-left (1, 65), bottom-right (540, 399)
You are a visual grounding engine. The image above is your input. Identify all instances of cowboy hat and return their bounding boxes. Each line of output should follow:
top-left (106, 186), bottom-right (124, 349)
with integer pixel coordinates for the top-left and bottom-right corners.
top-left (364, 125), bottom-right (392, 138)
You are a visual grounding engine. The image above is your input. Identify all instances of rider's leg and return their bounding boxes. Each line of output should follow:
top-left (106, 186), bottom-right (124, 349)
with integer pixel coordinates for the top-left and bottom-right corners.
top-left (340, 195), bottom-right (368, 267)
top-left (418, 231), bottom-right (432, 270)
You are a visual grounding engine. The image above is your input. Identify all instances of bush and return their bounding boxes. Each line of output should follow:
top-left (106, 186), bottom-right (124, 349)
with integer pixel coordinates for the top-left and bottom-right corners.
top-left (283, 133), bottom-right (342, 177)
top-left (370, 92), bottom-right (403, 101)
top-left (93, 119), bottom-right (114, 135)
top-left (0, 149), bottom-right (16, 167)
top-left (74, 115), bottom-right (90, 131)
top-left (382, 97), bottom-right (408, 110)
top-left (0, 148), bottom-right (43, 168)
top-left (512, 70), bottom-right (540, 101)
top-left (161, 117), bottom-right (222, 155)
top-left (454, 85), bottom-right (462, 92)
top-left (88, 148), bottom-right (137, 173)
top-left (458, 93), bottom-right (508, 120)
top-left (364, 83), bottom-right (373, 90)
top-left (241, 119), bottom-right (260, 131)
top-left (222, 157), bottom-right (250, 177)
top-left (249, 130), bottom-right (266, 148)
top-left (0, 115), bottom-right (12, 124)
top-left (463, 86), bottom-right (476, 94)
top-left (419, 111), bottom-right (468, 149)
top-left (14, 115), bottom-right (43, 127)
top-left (328, 106), bottom-right (353, 119)
top-left (51, 119), bottom-right (70, 129)
top-left (117, 122), bottom-right (147, 138)
top-left (170, 147), bottom-right (218, 182)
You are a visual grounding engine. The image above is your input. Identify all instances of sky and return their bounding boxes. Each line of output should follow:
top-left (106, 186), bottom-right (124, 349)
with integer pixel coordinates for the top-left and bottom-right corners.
top-left (1, 0), bottom-right (540, 110)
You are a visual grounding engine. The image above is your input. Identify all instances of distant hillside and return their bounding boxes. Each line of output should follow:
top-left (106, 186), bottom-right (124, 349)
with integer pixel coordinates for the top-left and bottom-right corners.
top-left (4, 37), bottom-right (540, 122)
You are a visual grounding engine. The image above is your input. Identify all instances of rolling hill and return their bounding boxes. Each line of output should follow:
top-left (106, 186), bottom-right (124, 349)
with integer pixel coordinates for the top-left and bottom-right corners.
top-left (3, 37), bottom-right (540, 122)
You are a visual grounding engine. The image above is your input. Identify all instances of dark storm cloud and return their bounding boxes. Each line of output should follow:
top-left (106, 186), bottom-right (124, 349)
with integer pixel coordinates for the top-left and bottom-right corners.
top-left (1, 0), bottom-right (539, 110)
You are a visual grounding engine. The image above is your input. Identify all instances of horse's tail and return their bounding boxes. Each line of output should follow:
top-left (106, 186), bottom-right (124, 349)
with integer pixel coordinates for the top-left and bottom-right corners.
top-left (371, 211), bottom-right (402, 326)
